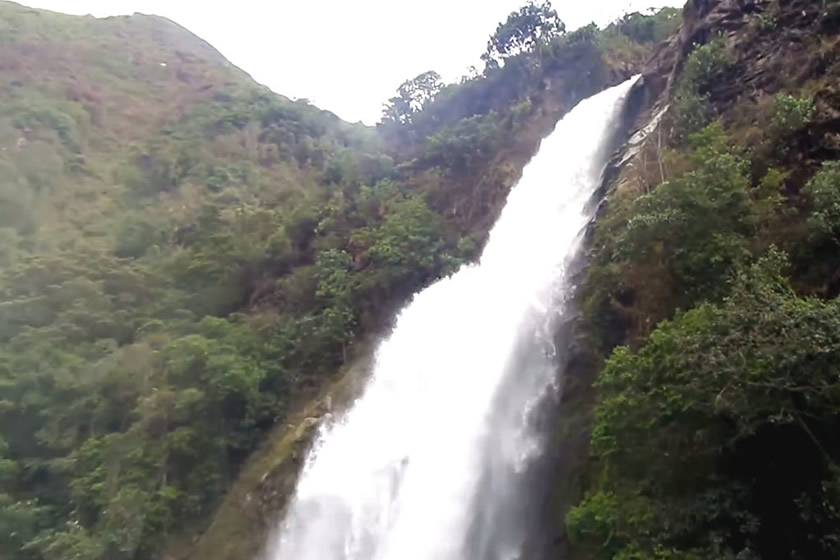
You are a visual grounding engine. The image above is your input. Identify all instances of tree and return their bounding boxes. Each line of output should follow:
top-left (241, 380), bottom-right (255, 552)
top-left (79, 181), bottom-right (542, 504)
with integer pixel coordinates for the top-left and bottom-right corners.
top-left (805, 161), bottom-right (840, 241)
top-left (569, 252), bottom-right (840, 560)
top-left (380, 71), bottom-right (443, 126)
top-left (613, 125), bottom-right (755, 308)
top-left (612, 8), bottom-right (680, 44)
top-left (351, 192), bottom-right (453, 304)
top-left (427, 111), bottom-right (503, 172)
top-left (482, 1), bottom-right (564, 67)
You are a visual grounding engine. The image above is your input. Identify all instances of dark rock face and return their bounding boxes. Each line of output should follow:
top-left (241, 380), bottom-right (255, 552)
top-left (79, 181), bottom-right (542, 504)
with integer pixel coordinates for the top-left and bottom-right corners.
top-left (682, 0), bottom-right (828, 101)
top-left (629, 1), bottom-right (831, 116)
top-left (607, 0), bottom-right (840, 199)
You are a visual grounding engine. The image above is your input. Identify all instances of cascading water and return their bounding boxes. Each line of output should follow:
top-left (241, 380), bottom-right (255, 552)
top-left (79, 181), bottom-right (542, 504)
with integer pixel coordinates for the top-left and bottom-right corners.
top-left (269, 77), bottom-right (637, 560)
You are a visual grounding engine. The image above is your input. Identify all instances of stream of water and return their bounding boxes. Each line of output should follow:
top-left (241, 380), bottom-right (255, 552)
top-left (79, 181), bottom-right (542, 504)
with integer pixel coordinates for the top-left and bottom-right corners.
top-left (269, 77), bottom-right (637, 560)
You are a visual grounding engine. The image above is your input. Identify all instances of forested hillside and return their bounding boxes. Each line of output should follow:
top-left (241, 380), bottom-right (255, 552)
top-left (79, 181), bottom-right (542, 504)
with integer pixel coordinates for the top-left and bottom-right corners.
top-left (566, 1), bottom-right (840, 559)
top-left (0, 2), bottom-right (678, 559)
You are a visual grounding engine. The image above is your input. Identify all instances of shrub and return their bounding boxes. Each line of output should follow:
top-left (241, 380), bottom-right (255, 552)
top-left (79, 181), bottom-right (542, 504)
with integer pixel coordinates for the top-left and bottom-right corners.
top-left (673, 39), bottom-right (732, 137)
top-left (570, 252), bottom-right (840, 560)
top-left (769, 93), bottom-right (815, 138)
top-left (613, 125), bottom-right (755, 307)
top-left (805, 161), bottom-right (840, 239)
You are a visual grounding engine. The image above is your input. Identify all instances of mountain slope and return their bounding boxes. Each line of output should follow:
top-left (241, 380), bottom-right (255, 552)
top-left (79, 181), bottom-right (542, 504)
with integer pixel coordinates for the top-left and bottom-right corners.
top-left (0, 1), bottom-right (250, 140)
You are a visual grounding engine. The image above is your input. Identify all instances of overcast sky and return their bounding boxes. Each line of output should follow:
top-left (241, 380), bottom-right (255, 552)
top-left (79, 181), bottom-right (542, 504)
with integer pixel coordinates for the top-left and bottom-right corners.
top-left (19, 0), bottom-right (682, 123)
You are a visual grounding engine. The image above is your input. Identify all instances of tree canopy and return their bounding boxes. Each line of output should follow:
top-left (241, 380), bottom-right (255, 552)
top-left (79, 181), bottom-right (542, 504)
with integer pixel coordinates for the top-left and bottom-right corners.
top-left (381, 70), bottom-right (444, 125)
top-left (482, 1), bottom-right (565, 67)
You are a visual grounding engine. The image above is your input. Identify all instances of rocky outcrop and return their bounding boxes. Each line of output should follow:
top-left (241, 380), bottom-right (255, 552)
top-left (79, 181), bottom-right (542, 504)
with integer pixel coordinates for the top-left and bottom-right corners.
top-left (606, 0), bottom-right (840, 198)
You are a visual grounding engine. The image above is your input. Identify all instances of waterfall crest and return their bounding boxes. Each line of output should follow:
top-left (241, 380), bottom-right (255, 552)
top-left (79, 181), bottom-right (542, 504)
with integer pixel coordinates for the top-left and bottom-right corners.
top-left (269, 77), bottom-right (638, 560)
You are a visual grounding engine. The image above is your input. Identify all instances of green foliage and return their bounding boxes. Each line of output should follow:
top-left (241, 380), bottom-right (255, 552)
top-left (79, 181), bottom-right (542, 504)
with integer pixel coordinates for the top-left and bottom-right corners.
top-left (571, 11), bottom-right (840, 560)
top-left (125, 138), bottom-right (197, 196)
top-left (570, 252), bottom-right (840, 559)
top-left (427, 112), bottom-right (503, 172)
top-left (681, 40), bottom-right (731, 91)
top-left (13, 103), bottom-right (85, 153)
top-left (758, 12), bottom-right (778, 31)
top-left (585, 125), bottom-right (755, 339)
top-left (673, 39), bottom-right (732, 137)
top-left (379, 7), bottom-right (668, 159)
top-left (769, 93), bottom-right (815, 138)
top-left (610, 7), bottom-right (681, 44)
top-left (482, 1), bottom-right (565, 67)
top-left (381, 71), bottom-right (443, 126)
top-left (805, 161), bottom-right (840, 240)
top-left (113, 216), bottom-right (167, 259)
top-left (351, 189), bottom-right (457, 305)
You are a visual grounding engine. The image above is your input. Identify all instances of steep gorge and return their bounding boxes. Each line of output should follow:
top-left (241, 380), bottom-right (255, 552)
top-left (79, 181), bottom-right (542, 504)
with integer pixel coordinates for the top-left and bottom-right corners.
top-left (5, 1), bottom-right (839, 559)
top-left (0, 2), bottom-right (668, 560)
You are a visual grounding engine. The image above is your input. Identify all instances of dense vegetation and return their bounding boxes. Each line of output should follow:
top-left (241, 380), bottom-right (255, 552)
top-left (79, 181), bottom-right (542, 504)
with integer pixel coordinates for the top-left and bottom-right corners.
top-left (568, 2), bottom-right (840, 558)
top-left (0, 2), bottom-right (674, 559)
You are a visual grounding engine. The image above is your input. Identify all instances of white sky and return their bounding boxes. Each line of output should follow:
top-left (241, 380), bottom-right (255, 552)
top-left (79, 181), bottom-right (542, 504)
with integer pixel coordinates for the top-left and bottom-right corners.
top-left (18, 0), bottom-right (681, 124)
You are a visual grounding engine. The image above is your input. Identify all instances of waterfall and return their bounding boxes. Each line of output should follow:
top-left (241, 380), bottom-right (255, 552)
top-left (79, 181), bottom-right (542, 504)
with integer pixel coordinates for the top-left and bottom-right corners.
top-left (268, 77), bottom-right (637, 560)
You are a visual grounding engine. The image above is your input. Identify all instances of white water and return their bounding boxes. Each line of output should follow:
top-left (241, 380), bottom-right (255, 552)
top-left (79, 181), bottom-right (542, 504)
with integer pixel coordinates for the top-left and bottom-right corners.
top-left (269, 78), bottom-right (636, 560)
